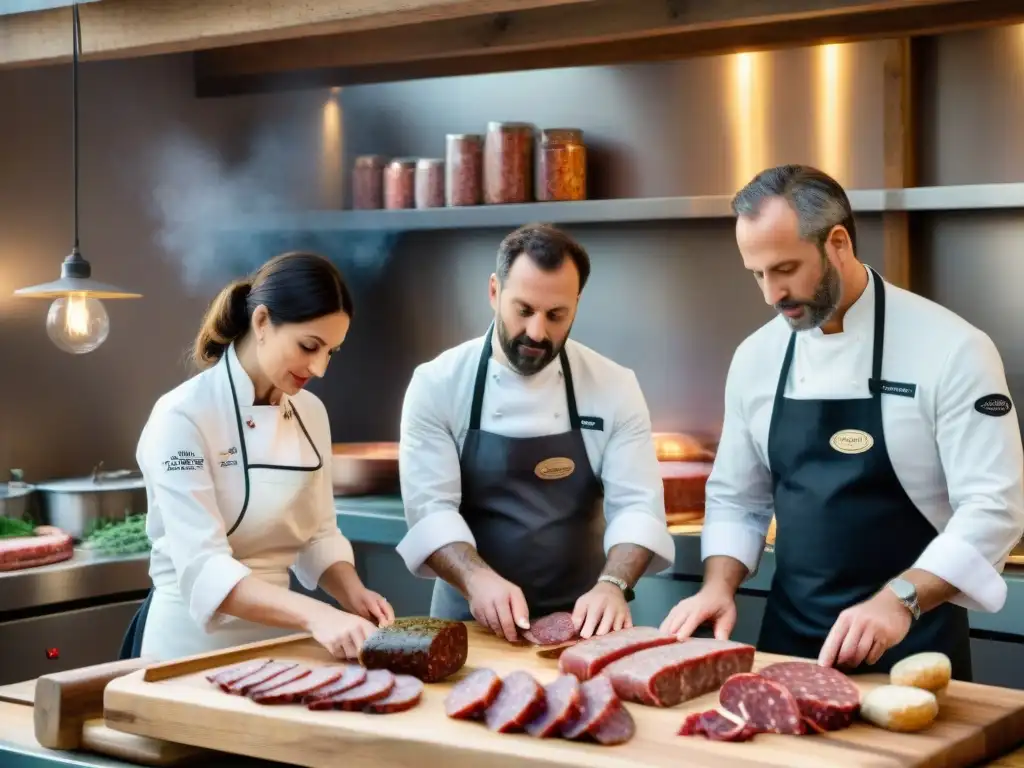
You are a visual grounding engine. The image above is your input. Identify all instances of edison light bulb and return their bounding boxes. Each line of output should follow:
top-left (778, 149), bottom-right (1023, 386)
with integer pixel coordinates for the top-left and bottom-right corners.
top-left (45, 292), bottom-right (109, 354)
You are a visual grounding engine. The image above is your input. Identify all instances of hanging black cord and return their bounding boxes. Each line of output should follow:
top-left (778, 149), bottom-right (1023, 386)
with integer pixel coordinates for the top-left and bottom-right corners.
top-left (72, 3), bottom-right (81, 251)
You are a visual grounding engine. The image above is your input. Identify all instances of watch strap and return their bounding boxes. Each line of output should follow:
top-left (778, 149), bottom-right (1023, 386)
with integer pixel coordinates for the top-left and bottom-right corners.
top-left (598, 575), bottom-right (635, 603)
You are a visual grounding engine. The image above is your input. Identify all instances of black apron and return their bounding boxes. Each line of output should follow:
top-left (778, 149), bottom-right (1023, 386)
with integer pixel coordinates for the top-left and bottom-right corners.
top-left (758, 268), bottom-right (973, 681)
top-left (430, 325), bottom-right (606, 620)
top-left (119, 353), bottom-right (321, 659)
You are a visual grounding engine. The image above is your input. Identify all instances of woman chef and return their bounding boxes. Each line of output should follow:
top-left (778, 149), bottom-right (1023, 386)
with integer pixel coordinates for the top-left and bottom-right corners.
top-left (121, 251), bottom-right (394, 661)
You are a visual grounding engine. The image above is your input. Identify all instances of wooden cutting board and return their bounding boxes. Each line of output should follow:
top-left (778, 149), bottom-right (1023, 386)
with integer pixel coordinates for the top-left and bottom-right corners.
top-left (102, 623), bottom-right (1024, 768)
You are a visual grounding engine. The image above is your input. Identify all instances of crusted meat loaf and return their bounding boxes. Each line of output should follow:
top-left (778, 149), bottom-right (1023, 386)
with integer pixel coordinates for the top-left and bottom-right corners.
top-left (359, 617), bottom-right (468, 683)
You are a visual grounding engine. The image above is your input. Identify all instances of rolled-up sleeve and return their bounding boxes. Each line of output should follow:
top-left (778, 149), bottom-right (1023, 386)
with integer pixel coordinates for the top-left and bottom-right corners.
top-left (701, 347), bottom-right (775, 578)
top-left (292, 399), bottom-right (355, 591)
top-left (137, 408), bottom-right (251, 632)
top-left (396, 366), bottom-right (475, 578)
top-left (912, 331), bottom-right (1024, 613)
top-left (600, 371), bottom-right (675, 575)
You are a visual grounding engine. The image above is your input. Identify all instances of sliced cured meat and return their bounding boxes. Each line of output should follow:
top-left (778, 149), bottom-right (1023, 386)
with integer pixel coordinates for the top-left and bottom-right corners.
top-left (484, 671), bottom-right (545, 733)
top-left (525, 675), bottom-right (581, 738)
top-left (445, 668), bottom-right (503, 719)
top-left (308, 669), bottom-right (395, 711)
top-left (0, 526), bottom-right (74, 571)
top-left (719, 673), bottom-right (803, 735)
top-left (558, 627), bottom-right (677, 681)
top-left (364, 674), bottom-right (425, 714)
top-left (304, 665), bottom-right (369, 703)
top-left (677, 711), bottom-right (705, 736)
top-left (759, 661), bottom-right (861, 731)
top-left (602, 637), bottom-right (755, 707)
top-left (561, 676), bottom-right (619, 740)
top-left (678, 709), bottom-right (757, 742)
top-left (252, 666), bottom-right (348, 705)
top-left (360, 617), bottom-right (468, 683)
top-left (590, 705), bottom-right (636, 745)
top-left (207, 659), bottom-right (270, 688)
top-left (522, 613), bottom-right (578, 646)
top-left (245, 665), bottom-right (311, 698)
top-left (227, 661), bottom-right (298, 695)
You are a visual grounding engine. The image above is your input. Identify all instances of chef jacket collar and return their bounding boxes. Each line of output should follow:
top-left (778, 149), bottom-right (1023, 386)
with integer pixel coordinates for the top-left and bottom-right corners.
top-left (226, 341), bottom-right (291, 409)
top-left (805, 263), bottom-right (874, 339)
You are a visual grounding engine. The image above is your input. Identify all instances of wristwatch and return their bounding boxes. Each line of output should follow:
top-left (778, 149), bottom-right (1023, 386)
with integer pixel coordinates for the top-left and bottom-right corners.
top-left (887, 578), bottom-right (920, 621)
top-left (598, 575), bottom-right (635, 603)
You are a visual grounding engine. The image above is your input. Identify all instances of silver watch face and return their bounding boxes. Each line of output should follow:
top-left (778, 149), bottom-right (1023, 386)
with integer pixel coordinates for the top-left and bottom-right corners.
top-left (890, 578), bottom-right (916, 602)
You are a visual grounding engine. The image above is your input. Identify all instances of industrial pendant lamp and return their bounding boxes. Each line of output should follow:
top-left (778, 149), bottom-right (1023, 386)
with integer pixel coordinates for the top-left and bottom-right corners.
top-left (14, 2), bottom-right (141, 354)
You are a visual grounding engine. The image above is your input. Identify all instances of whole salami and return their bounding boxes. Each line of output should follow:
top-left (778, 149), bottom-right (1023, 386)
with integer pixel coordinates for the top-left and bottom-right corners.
top-left (758, 661), bottom-right (861, 731)
top-left (360, 617), bottom-right (468, 683)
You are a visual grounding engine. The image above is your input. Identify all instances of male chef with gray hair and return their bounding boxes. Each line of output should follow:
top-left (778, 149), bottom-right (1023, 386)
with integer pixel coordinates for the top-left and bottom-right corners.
top-left (662, 164), bottom-right (1024, 682)
top-left (396, 223), bottom-right (675, 643)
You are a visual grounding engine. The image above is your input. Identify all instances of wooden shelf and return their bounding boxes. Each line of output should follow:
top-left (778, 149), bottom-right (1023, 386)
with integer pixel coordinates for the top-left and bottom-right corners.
top-left (221, 182), bottom-right (1024, 234)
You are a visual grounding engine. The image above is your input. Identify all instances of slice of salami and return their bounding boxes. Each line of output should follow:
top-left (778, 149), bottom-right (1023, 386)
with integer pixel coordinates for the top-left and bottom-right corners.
top-left (759, 661), bottom-right (861, 731)
top-left (208, 659), bottom-right (270, 688)
top-left (445, 668), bottom-right (503, 720)
top-left (364, 674), bottom-right (424, 714)
top-left (522, 613), bottom-right (578, 646)
top-left (677, 712), bottom-right (705, 736)
top-left (308, 669), bottom-right (395, 711)
top-left (245, 665), bottom-right (311, 698)
top-left (304, 665), bottom-right (367, 703)
top-left (700, 710), bottom-right (759, 742)
top-left (252, 666), bottom-right (348, 705)
top-left (227, 661), bottom-right (298, 695)
top-left (561, 676), bottom-right (619, 740)
top-left (590, 705), bottom-right (636, 745)
top-left (719, 673), bottom-right (803, 735)
top-left (525, 675), bottom-right (581, 738)
top-left (484, 671), bottom-right (545, 733)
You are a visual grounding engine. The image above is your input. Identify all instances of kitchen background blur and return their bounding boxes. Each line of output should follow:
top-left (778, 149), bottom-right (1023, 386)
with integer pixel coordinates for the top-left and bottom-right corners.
top-left (1, 7), bottom-right (1023, 686)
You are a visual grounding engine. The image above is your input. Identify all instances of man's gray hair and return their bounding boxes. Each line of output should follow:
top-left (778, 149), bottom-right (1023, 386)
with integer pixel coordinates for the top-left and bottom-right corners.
top-left (730, 165), bottom-right (857, 253)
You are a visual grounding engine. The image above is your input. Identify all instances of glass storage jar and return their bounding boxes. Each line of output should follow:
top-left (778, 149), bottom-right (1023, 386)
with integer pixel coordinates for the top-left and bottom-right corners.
top-left (538, 128), bottom-right (586, 202)
top-left (383, 158), bottom-right (417, 210)
top-left (445, 134), bottom-right (482, 207)
top-left (415, 159), bottom-right (445, 209)
top-left (352, 155), bottom-right (385, 210)
top-left (483, 122), bottom-right (534, 205)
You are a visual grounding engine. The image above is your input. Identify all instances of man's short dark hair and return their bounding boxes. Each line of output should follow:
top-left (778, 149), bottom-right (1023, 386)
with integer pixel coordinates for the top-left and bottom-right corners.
top-left (496, 223), bottom-right (591, 294)
top-left (731, 164), bottom-right (858, 254)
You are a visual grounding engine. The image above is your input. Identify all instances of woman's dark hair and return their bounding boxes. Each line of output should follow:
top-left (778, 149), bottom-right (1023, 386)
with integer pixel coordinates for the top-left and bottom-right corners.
top-left (192, 251), bottom-right (354, 370)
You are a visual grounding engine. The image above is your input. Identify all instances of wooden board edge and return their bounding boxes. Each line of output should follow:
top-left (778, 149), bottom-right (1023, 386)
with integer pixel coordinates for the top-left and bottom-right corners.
top-left (141, 633), bottom-right (315, 682)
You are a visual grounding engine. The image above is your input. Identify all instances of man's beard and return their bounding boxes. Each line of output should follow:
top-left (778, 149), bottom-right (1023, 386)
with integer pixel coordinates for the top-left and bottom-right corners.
top-left (496, 316), bottom-right (563, 376)
top-left (775, 253), bottom-right (842, 331)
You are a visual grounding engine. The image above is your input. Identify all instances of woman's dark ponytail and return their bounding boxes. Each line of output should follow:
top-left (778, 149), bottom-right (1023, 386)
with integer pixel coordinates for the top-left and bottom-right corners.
top-left (192, 279), bottom-right (251, 369)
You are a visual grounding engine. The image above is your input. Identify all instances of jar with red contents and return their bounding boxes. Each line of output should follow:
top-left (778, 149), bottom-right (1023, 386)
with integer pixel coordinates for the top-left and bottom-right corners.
top-left (383, 158), bottom-right (416, 210)
top-left (483, 122), bottom-right (534, 205)
top-left (351, 155), bottom-right (385, 210)
top-left (415, 159), bottom-right (445, 209)
top-left (445, 134), bottom-right (482, 207)
top-left (538, 128), bottom-right (587, 202)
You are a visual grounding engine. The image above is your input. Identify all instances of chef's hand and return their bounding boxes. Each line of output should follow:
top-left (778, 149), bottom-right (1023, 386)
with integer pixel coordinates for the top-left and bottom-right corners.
top-left (573, 581), bottom-right (632, 638)
top-left (343, 585), bottom-right (395, 627)
top-left (307, 607), bottom-right (378, 660)
top-left (659, 584), bottom-right (737, 641)
top-left (818, 588), bottom-right (911, 669)
top-left (465, 569), bottom-right (530, 643)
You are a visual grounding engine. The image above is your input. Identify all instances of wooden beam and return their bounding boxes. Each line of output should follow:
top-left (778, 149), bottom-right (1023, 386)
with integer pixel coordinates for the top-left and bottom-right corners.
top-left (0, 0), bottom-right (587, 68)
top-left (881, 38), bottom-right (917, 289)
top-left (193, 0), bottom-right (1024, 96)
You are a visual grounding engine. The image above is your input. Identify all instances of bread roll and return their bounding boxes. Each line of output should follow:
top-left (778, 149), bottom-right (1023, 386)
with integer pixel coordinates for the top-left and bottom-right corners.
top-left (860, 685), bottom-right (939, 732)
top-left (890, 652), bottom-right (952, 693)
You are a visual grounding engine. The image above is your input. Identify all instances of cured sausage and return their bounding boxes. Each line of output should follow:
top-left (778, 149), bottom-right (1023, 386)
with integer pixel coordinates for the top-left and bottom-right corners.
top-left (522, 613), bottom-right (578, 646)
top-left (484, 671), bottom-right (545, 733)
top-left (308, 669), bottom-right (395, 711)
top-left (602, 638), bottom-right (755, 707)
top-left (251, 666), bottom-right (348, 705)
top-left (445, 668), bottom-right (503, 719)
top-left (678, 709), bottom-right (757, 742)
top-left (227, 661), bottom-right (298, 696)
top-left (304, 665), bottom-right (369, 703)
top-left (758, 661), bottom-right (861, 731)
top-left (0, 526), bottom-right (74, 571)
top-left (525, 675), bottom-right (581, 738)
top-left (360, 618), bottom-right (468, 683)
top-left (245, 665), bottom-right (311, 698)
top-left (364, 674), bottom-right (424, 714)
top-left (207, 659), bottom-right (270, 690)
top-left (589, 705), bottom-right (636, 745)
top-left (719, 673), bottom-right (803, 735)
top-left (558, 627), bottom-right (677, 681)
top-left (561, 676), bottom-right (619, 740)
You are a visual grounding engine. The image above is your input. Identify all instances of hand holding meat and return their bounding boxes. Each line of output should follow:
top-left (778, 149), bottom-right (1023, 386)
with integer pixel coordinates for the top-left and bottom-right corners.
top-left (307, 607), bottom-right (379, 660)
top-left (817, 588), bottom-right (912, 669)
top-left (658, 584), bottom-right (737, 641)
top-left (341, 585), bottom-right (395, 627)
top-left (466, 569), bottom-right (530, 642)
top-left (572, 581), bottom-right (632, 638)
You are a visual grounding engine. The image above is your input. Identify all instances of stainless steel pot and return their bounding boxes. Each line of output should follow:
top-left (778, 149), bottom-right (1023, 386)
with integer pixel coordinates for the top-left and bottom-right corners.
top-left (0, 483), bottom-right (35, 520)
top-left (33, 466), bottom-right (146, 540)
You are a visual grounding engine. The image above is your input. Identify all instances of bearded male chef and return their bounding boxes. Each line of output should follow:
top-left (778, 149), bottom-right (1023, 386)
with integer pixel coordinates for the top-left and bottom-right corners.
top-left (661, 164), bottom-right (1024, 681)
top-left (396, 223), bottom-right (675, 642)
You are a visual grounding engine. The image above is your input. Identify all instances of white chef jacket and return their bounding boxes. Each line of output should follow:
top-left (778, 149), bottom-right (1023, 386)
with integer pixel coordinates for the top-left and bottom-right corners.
top-left (702, 265), bottom-right (1024, 613)
top-left (396, 334), bottom-right (676, 579)
top-left (136, 342), bottom-right (354, 644)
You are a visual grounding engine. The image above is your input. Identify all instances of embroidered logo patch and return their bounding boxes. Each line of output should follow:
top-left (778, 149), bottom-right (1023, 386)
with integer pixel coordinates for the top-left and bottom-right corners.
top-left (534, 457), bottom-right (575, 480)
top-left (829, 429), bottom-right (874, 455)
top-left (163, 450), bottom-right (204, 471)
top-left (975, 394), bottom-right (1013, 417)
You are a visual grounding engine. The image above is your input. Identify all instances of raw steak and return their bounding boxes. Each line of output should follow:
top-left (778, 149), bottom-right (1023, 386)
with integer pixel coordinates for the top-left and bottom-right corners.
top-left (0, 526), bottom-right (74, 571)
top-left (561, 676), bottom-right (620, 740)
top-left (304, 665), bottom-right (368, 703)
top-left (759, 661), bottom-right (861, 731)
top-left (602, 637), bottom-right (755, 707)
top-left (364, 674), bottom-right (424, 714)
top-left (590, 705), bottom-right (636, 745)
top-left (245, 665), bottom-right (311, 698)
top-left (360, 617), bottom-right (468, 682)
top-left (445, 668), bottom-right (503, 719)
top-left (227, 661), bottom-right (298, 695)
top-left (251, 666), bottom-right (348, 705)
top-left (308, 669), bottom-right (395, 711)
top-left (525, 675), bottom-right (581, 737)
top-left (484, 671), bottom-right (545, 733)
top-left (207, 659), bottom-right (270, 689)
top-left (558, 627), bottom-right (677, 681)
top-left (719, 673), bottom-right (803, 735)
top-left (522, 613), bottom-right (578, 646)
